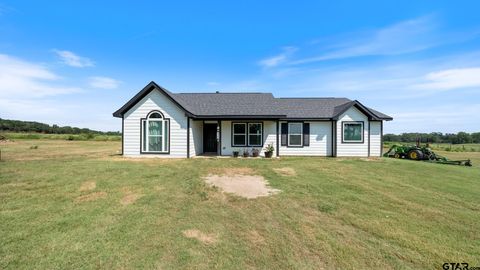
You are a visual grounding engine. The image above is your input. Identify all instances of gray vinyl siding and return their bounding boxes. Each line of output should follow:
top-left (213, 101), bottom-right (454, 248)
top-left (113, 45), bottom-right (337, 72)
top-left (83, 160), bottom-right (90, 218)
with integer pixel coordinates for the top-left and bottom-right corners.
top-left (369, 121), bottom-right (382, 157)
top-left (336, 107), bottom-right (369, 157)
top-left (279, 121), bottom-right (332, 156)
top-left (123, 89), bottom-right (188, 158)
top-left (220, 121), bottom-right (277, 157)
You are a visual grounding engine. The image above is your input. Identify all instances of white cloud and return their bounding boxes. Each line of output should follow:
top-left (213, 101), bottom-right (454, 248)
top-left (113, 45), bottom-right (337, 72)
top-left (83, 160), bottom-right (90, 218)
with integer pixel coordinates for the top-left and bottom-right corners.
top-left (207, 81), bottom-right (220, 86)
top-left (259, 16), bottom-right (477, 67)
top-left (412, 68), bottom-right (480, 90)
top-left (258, 47), bottom-right (297, 68)
top-left (53, 49), bottom-right (94, 67)
top-left (88, 76), bottom-right (121, 89)
top-left (0, 54), bottom-right (80, 98)
top-left (292, 16), bottom-right (440, 64)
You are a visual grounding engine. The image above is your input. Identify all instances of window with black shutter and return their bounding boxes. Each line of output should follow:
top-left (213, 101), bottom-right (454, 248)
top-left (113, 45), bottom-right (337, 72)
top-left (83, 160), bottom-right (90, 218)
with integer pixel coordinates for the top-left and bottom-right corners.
top-left (281, 123), bottom-right (288, 146)
top-left (303, 123), bottom-right (310, 146)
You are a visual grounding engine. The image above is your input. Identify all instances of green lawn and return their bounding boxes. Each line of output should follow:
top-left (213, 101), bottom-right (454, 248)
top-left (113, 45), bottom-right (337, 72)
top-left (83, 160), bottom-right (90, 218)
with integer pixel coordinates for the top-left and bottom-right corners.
top-left (1, 140), bottom-right (479, 269)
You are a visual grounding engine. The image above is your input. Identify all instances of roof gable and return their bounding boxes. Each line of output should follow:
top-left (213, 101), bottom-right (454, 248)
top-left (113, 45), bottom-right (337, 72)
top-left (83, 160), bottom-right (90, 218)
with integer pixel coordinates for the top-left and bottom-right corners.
top-left (332, 100), bottom-right (393, 121)
top-left (112, 81), bottom-right (194, 118)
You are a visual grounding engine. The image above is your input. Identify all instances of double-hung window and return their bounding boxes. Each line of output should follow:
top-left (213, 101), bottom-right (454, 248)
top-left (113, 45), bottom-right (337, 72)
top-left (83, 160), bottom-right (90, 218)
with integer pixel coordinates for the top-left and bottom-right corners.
top-left (248, 123), bottom-right (262, 146)
top-left (288, 122), bottom-right (303, 146)
top-left (342, 121), bottom-right (363, 143)
top-left (232, 122), bottom-right (263, 147)
top-left (141, 111), bottom-right (170, 153)
top-left (232, 123), bottom-right (247, 146)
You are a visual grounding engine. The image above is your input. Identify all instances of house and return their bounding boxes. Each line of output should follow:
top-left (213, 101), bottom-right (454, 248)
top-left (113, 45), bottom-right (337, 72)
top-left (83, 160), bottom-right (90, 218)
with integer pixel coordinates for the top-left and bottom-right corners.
top-left (113, 81), bottom-right (392, 158)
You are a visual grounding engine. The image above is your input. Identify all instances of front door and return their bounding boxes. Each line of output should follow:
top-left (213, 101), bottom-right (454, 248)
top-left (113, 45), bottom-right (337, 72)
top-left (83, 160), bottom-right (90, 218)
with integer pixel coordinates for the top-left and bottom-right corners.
top-left (203, 123), bottom-right (218, 153)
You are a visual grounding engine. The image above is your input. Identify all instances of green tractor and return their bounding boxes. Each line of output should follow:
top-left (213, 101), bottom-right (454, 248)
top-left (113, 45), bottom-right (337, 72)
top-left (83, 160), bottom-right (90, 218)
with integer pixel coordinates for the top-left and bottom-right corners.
top-left (383, 143), bottom-right (472, 166)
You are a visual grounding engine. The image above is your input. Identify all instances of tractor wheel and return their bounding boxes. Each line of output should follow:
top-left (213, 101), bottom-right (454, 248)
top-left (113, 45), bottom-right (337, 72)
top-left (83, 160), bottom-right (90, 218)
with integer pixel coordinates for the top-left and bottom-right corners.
top-left (407, 149), bottom-right (423, 160)
top-left (394, 153), bottom-right (401, 159)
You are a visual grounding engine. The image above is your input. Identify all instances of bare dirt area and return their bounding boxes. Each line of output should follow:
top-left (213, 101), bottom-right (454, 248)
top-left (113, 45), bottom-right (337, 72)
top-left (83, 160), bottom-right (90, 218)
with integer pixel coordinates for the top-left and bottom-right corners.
top-left (182, 229), bottom-right (218, 245)
top-left (120, 188), bottom-right (143, 205)
top-left (273, 167), bottom-right (296, 176)
top-left (203, 169), bottom-right (280, 199)
top-left (79, 181), bottom-right (96, 191)
top-left (207, 167), bottom-right (255, 176)
top-left (359, 158), bottom-right (382, 162)
top-left (75, 191), bottom-right (107, 203)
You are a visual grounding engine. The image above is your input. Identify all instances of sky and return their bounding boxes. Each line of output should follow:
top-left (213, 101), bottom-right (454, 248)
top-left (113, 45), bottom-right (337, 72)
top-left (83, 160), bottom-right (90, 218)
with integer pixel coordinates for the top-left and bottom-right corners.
top-left (0, 1), bottom-right (479, 134)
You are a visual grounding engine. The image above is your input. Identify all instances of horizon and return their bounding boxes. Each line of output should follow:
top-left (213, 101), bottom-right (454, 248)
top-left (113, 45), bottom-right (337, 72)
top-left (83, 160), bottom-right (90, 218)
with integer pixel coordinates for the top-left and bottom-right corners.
top-left (1, 1), bottom-right (479, 133)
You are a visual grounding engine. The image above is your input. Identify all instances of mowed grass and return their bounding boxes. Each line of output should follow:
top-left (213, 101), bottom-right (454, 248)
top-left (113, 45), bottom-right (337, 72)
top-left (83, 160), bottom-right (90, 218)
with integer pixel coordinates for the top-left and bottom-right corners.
top-left (1, 140), bottom-right (479, 269)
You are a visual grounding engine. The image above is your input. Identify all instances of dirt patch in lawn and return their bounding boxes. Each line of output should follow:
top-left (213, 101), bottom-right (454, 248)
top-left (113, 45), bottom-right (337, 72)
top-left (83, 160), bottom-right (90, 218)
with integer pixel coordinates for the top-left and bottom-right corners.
top-left (183, 229), bottom-right (218, 245)
top-left (360, 158), bottom-right (382, 162)
top-left (203, 173), bottom-right (280, 199)
top-left (79, 181), bottom-right (96, 191)
top-left (273, 167), bottom-right (296, 176)
top-left (207, 167), bottom-right (255, 176)
top-left (120, 188), bottom-right (143, 205)
top-left (75, 191), bottom-right (107, 203)
top-left (246, 230), bottom-right (265, 245)
top-left (154, 185), bottom-right (165, 191)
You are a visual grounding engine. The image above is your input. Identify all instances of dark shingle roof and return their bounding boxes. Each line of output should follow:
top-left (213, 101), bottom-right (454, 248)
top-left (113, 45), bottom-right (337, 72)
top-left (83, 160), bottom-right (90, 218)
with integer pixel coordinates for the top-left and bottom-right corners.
top-left (173, 93), bottom-right (285, 117)
top-left (275, 98), bottom-right (351, 119)
top-left (113, 81), bottom-right (392, 120)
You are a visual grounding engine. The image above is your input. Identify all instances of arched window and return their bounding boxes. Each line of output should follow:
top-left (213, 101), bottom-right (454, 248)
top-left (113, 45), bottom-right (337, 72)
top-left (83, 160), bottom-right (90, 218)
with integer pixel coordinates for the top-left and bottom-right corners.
top-left (141, 111), bottom-right (170, 153)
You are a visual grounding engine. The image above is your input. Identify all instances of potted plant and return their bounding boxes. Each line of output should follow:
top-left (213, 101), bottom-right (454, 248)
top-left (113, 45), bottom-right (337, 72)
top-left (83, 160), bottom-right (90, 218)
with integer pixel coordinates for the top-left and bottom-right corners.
top-left (232, 148), bottom-right (239, 158)
top-left (252, 148), bottom-right (260, 157)
top-left (264, 144), bottom-right (274, 158)
top-left (242, 148), bottom-right (250, 158)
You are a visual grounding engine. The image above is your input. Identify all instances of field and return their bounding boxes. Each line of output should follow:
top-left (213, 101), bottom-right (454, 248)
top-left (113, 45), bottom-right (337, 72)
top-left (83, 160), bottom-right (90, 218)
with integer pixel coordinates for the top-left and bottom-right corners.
top-left (1, 140), bottom-right (479, 269)
top-left (0, 132), bottom-right (121, 141)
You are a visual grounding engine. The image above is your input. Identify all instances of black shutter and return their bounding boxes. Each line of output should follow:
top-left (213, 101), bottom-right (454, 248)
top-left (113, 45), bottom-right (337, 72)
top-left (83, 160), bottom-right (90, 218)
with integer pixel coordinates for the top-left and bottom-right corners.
top-left (281, 123), bottom-right (288, 146)
top-left (303, 123), bottom-right (310, 146)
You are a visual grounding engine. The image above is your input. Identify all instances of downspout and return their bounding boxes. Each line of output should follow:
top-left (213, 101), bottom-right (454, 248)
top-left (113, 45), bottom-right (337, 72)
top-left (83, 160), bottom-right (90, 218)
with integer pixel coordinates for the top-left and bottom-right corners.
top-left (332, 120), bottom-right (337, 157)
top-left (121, 116), bottom-right (124, 155)
top-left (380, 121), bottom-right (384, 156)
top-left (187, 117), bottom-right (190, 158)
top-left (368, 120), bottom-right (371, 157)
top-left (276, 120), bottom-right (280, 157)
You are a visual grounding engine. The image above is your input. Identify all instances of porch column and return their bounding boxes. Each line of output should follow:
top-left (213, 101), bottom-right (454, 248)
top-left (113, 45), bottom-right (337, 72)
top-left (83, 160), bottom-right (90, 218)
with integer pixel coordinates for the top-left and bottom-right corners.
top-left (218, 120), bottom-right (222, 156)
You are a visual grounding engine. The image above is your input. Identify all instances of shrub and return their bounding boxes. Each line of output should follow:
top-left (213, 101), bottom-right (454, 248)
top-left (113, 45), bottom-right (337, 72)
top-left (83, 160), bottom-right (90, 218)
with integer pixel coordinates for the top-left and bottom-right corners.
top-left (264, 143), bottom-right (274, 153)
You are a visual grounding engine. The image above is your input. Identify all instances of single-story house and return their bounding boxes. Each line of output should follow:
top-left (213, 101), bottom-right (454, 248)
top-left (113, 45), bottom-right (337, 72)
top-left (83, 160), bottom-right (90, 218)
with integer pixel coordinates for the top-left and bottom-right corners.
top-left (113, 81), bottom-right (392, 158)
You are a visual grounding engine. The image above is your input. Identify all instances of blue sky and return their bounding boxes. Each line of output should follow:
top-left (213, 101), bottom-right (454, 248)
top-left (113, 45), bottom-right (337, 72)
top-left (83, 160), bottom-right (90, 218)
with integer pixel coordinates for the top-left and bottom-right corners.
top-left (1, 1), bottom-right (479, 133)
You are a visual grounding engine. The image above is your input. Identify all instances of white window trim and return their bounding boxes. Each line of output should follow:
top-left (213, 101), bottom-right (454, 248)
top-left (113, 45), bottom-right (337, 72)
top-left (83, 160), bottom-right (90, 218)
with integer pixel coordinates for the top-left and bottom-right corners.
top-left (247, 122), bottom-right (263, 147)
top-left (232, 123), bottom-right (247, 146)
top-left (342, 121), bottom-right (364, 143)
top-left (288, 122), bottom-right (303, 146)
top-left (141, 113), bottom-right (169, 153)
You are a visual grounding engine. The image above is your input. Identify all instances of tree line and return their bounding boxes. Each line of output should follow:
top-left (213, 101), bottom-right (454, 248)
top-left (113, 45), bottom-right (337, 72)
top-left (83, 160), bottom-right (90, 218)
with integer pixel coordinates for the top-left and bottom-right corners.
top-left (0, 118), bottom-right (120, 135)
top-left (383, 132), bottom-right (480, 144)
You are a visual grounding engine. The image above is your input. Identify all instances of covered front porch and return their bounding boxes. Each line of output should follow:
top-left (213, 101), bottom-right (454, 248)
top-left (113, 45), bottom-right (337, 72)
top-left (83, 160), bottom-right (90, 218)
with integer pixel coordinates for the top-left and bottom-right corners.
top-left (188, 119), bottom-right (279, 158)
